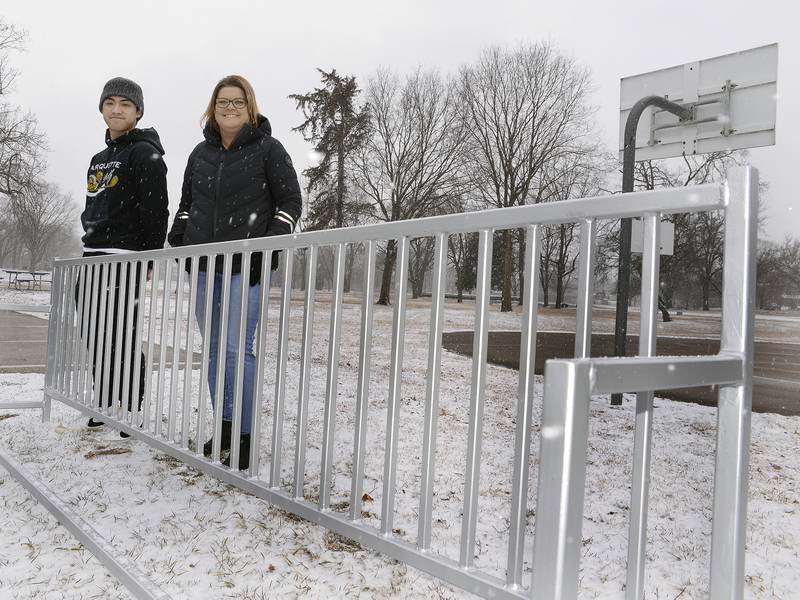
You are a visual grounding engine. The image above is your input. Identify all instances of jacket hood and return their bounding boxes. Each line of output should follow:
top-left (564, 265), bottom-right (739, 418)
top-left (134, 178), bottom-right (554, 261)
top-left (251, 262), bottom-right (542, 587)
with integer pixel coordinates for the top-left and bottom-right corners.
top-left (105, 127), bottom-right (165, 155)
top-left (202, 114), bottom-right (272, 147)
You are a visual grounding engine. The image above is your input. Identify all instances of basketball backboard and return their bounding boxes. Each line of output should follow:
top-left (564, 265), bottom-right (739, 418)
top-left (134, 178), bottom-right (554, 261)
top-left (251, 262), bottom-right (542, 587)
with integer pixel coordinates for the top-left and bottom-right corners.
top-left (619, 44), bottom-right (778, 161)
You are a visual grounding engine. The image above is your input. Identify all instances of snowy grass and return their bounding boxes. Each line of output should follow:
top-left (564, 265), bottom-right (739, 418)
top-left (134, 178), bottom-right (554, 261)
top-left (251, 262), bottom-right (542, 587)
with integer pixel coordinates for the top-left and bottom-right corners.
top-left (0, 288), bottom-right (798, 599)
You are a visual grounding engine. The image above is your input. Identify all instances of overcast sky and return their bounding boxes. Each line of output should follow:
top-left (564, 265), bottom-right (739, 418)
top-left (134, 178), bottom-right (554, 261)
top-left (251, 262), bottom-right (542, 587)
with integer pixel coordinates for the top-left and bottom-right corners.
top-left (2, 0), bottom-right (796, 242)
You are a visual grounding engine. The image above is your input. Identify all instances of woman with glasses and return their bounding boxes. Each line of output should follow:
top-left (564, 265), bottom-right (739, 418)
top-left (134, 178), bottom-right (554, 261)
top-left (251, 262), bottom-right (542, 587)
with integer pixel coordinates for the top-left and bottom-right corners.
top-left (168, 74), bottom-right (301, 470)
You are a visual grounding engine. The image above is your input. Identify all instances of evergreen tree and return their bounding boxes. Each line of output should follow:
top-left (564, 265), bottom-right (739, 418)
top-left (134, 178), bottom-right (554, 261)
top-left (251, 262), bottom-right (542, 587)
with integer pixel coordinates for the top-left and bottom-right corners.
top-left (290, 69), bottom-right (370, 231)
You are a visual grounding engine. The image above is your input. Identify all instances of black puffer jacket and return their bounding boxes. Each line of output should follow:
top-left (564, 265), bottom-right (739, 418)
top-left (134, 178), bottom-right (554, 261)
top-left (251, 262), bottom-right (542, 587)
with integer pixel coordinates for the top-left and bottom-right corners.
top-left (168, 115), bottom-right (302, 283)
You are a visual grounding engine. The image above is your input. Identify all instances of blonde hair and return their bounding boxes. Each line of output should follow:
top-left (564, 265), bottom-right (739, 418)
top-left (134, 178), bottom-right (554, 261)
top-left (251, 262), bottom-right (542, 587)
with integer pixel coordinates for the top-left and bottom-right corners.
top-left (202, 74), bottom-right (260, 132)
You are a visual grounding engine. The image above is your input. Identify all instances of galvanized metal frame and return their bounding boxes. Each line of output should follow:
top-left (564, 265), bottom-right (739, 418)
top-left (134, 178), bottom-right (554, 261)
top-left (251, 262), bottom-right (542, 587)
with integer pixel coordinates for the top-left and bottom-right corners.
top-left (0, 449), bottom-right (173, 600)
top-left (33, 171), bottom-right (756, 600)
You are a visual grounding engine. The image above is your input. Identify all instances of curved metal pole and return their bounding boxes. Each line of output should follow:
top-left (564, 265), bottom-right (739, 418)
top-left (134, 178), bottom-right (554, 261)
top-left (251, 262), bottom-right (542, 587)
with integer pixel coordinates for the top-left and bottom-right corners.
top-left (612, 95), bottom-right (692, 405)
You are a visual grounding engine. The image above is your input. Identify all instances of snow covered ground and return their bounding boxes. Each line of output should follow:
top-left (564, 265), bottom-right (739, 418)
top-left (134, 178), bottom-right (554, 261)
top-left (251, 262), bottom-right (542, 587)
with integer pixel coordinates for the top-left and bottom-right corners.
top-left (0, 278), bottom-right (798, 599)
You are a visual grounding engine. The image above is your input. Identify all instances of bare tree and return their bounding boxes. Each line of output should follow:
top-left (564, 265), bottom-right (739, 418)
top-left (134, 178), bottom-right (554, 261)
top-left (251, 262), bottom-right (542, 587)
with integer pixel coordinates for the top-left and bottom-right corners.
top-left (535, 147), bottom-right (611, 308)
top-left (448, 231), bottom-right (478, 303)
top-left (408, 237), bottom-right (435, 298)
top-left (459, 42), bottom-right (594, 311)
top-left (9, 182), bottom-right (79, 271)
top-left (631, 152), bottom-right (755, 311)
top-left (352, 67), bottom-right (466, 304)
top-left (0, 19), bottom-right (45, 197)
top-left (757, 236), bottom-right (800, 309)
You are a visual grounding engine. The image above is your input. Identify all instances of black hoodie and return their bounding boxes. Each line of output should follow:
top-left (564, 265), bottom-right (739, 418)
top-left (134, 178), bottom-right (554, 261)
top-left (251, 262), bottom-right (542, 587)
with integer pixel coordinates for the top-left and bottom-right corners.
top-left (167, 115), bottom-right (302, 282)
top-left (81, 127), bottom-right (169, 252)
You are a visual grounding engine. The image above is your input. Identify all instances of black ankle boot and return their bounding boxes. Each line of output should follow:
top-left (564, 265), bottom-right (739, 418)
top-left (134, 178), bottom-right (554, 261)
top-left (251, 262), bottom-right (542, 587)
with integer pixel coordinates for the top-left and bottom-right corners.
top-left (223, 434), bottom-right (251, 471)
top-left (203, 420), bottom-right (232, 457)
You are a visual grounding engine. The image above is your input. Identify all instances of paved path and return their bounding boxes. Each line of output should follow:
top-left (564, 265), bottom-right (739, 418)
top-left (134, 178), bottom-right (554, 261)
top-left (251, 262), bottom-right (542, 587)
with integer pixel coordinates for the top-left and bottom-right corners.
top-left (442, 330), bottom-right (800, 416)
top-left (0, 310), bottom-right (201, 374)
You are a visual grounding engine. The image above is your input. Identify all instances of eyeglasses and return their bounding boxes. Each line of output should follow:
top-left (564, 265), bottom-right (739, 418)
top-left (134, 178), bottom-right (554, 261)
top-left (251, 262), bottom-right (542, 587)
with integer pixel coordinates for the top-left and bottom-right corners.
top-left (215, 98), bottom-right (247, 109)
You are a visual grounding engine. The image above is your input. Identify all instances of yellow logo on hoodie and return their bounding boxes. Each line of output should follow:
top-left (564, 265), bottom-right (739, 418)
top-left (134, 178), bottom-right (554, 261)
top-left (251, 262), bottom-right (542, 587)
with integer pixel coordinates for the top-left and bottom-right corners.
top-left (87, 169), bottom-right (119, 197)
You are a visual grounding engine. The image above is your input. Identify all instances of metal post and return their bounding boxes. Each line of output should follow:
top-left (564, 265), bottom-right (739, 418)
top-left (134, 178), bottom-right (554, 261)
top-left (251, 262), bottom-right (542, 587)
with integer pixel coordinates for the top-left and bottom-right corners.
top-left (349, 241), bottom-right (375, 521)
top-left (293, 246), bottom-right (317, 496)
top-left (319, 243), bottom-right (345, 509)
top-left (506, 225), bottom-right (540, 587)
top-left (460, 228), bottom-right (493, 568)
top-left (612, 95), bottom-right (692, 405)
top-left (626, 212), bottom-right (661, 600)
top-left (531, 360), bottom-right (593, 599)
top-left (709, 166), bottom-right (757, 600)
top-left (417, 232), bottom-right (446, 550)
top-left (270, 250), bottom-right (293, 486)
top-left (380, 235), bottom-right (409, 536)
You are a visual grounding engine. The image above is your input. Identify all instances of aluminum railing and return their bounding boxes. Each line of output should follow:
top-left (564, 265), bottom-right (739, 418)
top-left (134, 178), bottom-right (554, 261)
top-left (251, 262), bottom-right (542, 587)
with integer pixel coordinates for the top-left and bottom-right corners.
top-left (39, 166), bottom-right (756, 599)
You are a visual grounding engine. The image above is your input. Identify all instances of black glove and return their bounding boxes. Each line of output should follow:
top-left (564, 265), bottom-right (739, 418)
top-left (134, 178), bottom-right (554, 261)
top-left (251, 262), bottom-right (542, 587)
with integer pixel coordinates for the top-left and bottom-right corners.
top-left (265, 219), bottom-right (292, 237)
top-left (168, 231), bottom-right (184, 247)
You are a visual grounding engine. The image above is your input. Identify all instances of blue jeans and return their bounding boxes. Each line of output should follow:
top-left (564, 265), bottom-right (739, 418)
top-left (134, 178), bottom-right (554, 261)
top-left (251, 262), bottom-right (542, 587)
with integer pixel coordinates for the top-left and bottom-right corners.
top-left (196, 271), bottom-right (261, 434)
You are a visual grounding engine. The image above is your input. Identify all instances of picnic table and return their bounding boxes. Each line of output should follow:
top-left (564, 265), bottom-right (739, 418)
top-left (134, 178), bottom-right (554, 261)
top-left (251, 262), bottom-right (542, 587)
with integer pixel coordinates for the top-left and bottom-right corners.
top-left (5, 269), bottom-right (51, 291)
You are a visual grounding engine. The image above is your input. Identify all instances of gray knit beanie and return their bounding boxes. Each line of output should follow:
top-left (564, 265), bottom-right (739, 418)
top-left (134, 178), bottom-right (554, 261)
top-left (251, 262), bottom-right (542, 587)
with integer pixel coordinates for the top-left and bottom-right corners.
top-left (99, 77), bottom-right (144, 119)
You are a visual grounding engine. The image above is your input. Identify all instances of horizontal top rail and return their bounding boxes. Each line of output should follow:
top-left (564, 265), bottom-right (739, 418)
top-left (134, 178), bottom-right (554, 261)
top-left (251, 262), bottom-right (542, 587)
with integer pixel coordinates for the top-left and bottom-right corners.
top-left (547, 354), bottom-right (745, 395)
top-left (54, 183), bottom-right (725, 267)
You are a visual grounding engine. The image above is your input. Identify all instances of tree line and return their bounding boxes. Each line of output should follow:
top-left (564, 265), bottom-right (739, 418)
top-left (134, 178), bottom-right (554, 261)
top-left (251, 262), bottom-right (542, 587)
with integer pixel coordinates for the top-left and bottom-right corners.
top-left (0, 18), bottom-right (80, 273)
top-left (290, 45), bottom-right (800, 312)
top-left (2, 17), bottom-right (797, 309)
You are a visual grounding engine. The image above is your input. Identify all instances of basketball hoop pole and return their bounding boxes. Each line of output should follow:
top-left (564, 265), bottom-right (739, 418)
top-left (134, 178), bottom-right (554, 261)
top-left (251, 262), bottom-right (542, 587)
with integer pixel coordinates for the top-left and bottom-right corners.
top-left (612, 96), bottom-right (692, 405)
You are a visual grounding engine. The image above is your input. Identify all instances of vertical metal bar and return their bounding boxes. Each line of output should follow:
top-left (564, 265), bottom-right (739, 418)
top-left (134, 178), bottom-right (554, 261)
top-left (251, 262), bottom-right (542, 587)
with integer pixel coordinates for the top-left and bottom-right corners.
top-left (380, 236), bottom-right (409, 535)
top-left (77, 264), bottom-right (92, 406)
top-left (181, 256), bottom-right (199, 449)
top-left (229, 252), bottom-right (252, 472)
top-left (87, 263), bottom-right (104, 411)
top-left (57, 265), bottom-right (71, 396)
top-left (142, 260), bottom-right (160, 433)
top-left (574, 218), bottom-right (596, 359)
top-left (626, 212), bottom-right (661, 600)
top-left (101, 262), bottom-right (117, 415)
top-left (64, 265), bottom-right (80, 398)
top-left (710, 166), bottom-right (758, 600)
top-left (130, 261), bottom-right (148, 429)
top-left (294, 246), bottom-right (318, 497)
top-left (111, 262), bottom-right (128, 419)
top-left (319, 243), bottom-right (345, 509)
top-left (42, 264), bottom-right (63, 421)
top-left (120, 261), bottom-right (137, 422)
top-left (506, 224), bottom-right (541, 587)
top-left (54, 266), bottom-right (70, 394)
top-left (531, 360), bottom-right (593, 599)
top-left (212, 254), bottom-right (233, 463)
top-left (196, 256), bottom-right (215, 454)
top-left (349, 241), bottom-right (375, 520)
top-left (417, 233), bottom-right (446, 548)
top-left (249, 251), bottom-right (272, 477)
top-left (168, 258), bottom-right (186, 441)
top-left (459, 228), bottom-right (492, 567)
top-left (270, 250), bottom-right (293, 485)
top-left (155, 259), bottom-right (172, 437)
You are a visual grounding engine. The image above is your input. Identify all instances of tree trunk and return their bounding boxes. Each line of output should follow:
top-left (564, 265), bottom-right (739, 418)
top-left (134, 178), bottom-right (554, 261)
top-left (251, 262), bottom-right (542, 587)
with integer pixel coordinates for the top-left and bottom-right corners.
top-left (377, 240), bottom-right (397, 305)
top-left (343, 244), bottom-right (357, 293)
top-left (517, 230), bottom-right (525, 306)
top-left (411, 275), bottom-right (424, 299)
top-left (702, 278), bottom-right (710, 311)
top-left (658, 295), bottom-right (672, 322)
top-left (457, 286), bottom-right (463, 303)
top-left (501, 229), bottom-right (513, 312)
top-left (299, 249), bottom-right (307, 291)
top-left (336, 123), bottom-right (345, 230)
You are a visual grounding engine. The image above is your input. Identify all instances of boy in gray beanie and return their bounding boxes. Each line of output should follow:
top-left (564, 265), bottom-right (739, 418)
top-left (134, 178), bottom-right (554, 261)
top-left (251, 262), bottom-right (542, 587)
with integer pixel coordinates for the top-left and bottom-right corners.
top-left (78, 76), bottom-right (169, 436)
